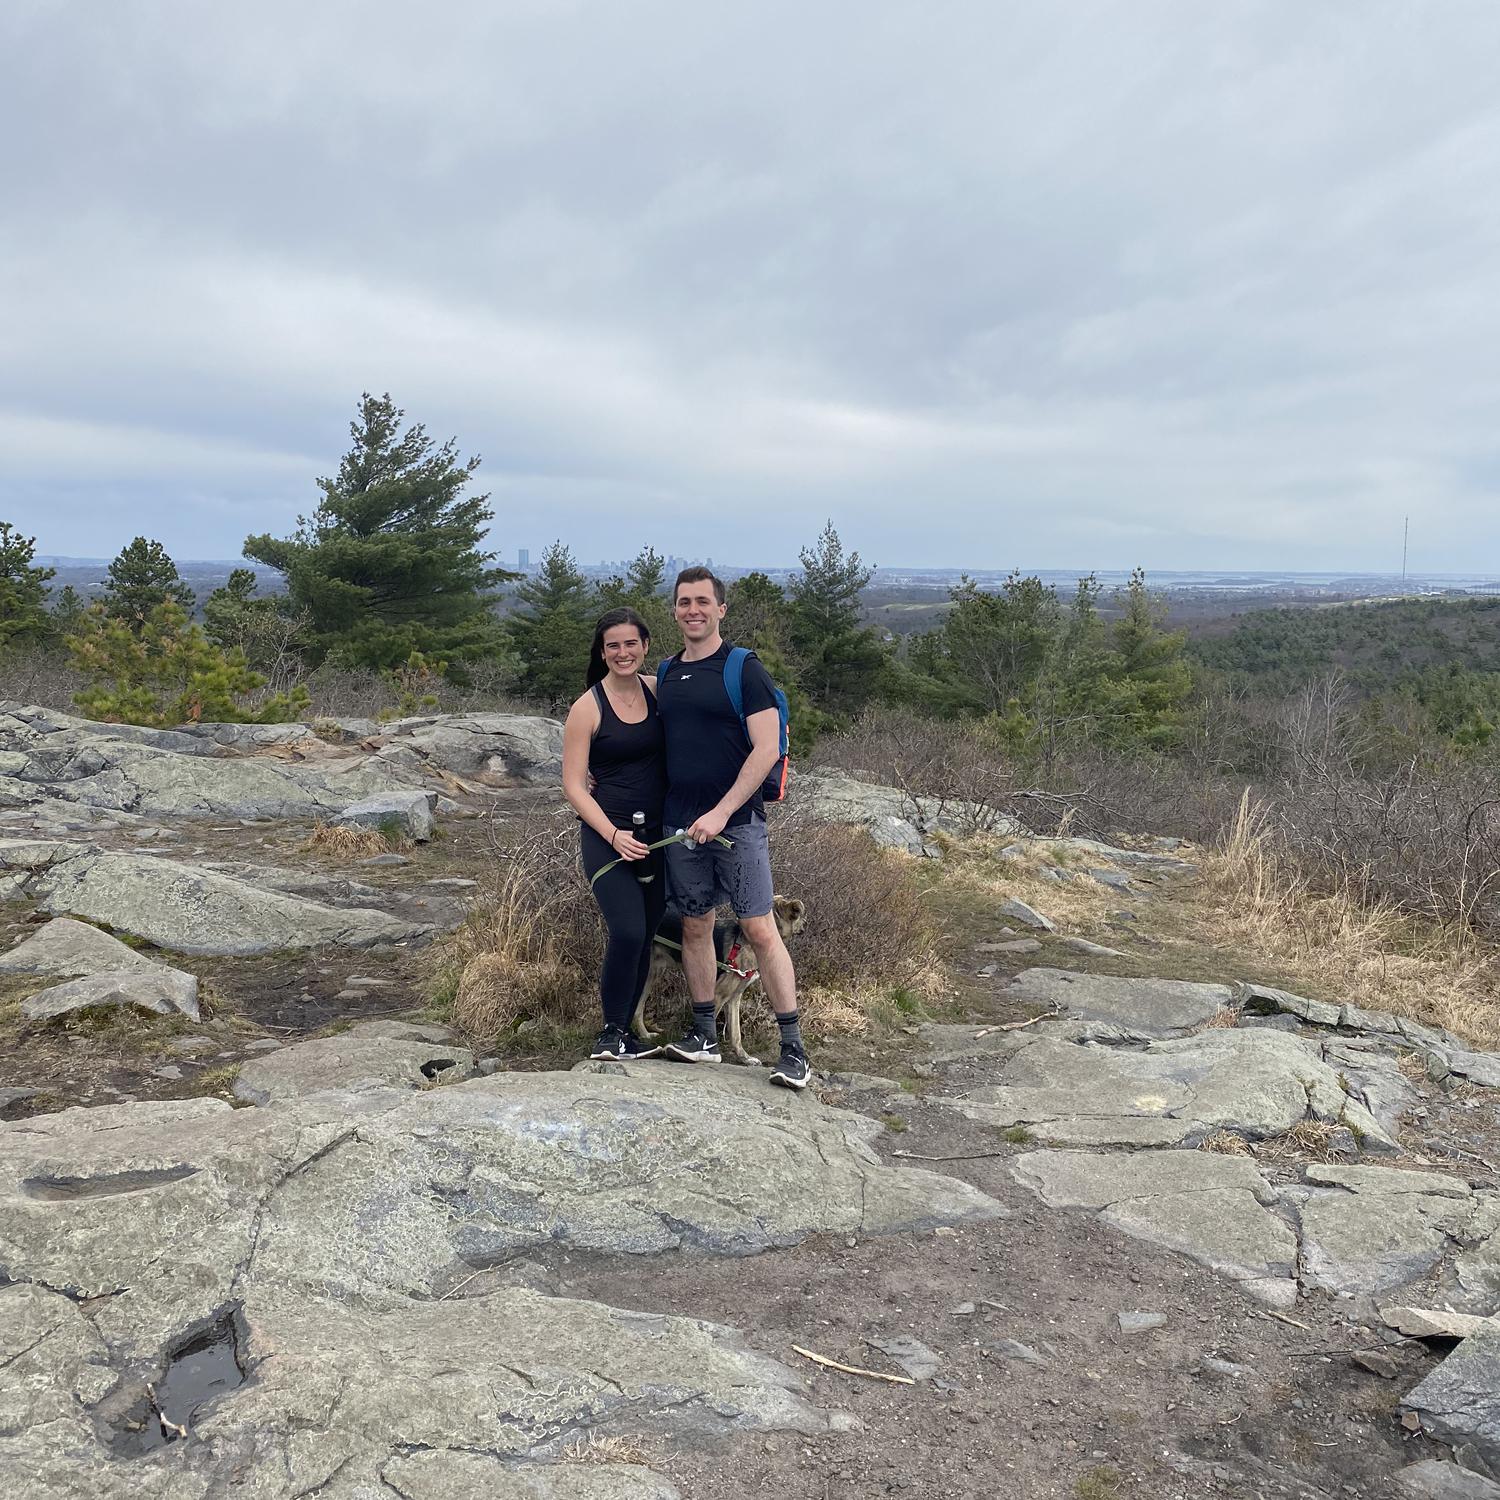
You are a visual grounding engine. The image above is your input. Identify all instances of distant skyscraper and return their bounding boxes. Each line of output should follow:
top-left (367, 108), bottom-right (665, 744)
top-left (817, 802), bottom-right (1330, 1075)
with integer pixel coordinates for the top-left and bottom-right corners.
top-left (518, 548), bottom-right (530, 569)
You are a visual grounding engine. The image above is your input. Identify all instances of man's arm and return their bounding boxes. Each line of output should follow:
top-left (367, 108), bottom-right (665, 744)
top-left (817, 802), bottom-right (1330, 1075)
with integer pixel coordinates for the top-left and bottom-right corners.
top-left (685, 706), bottom-right (780, 844)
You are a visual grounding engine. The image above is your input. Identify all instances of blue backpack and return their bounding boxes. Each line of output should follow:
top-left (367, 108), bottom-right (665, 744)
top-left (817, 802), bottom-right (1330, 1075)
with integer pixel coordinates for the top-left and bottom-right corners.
top-left (658, 646), bottom-right (790, 801)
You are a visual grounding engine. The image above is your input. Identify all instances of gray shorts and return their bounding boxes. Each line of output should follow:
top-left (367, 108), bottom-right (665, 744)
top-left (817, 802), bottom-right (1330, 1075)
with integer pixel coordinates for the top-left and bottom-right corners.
top-left (665, 815), bottom-right (774, 918)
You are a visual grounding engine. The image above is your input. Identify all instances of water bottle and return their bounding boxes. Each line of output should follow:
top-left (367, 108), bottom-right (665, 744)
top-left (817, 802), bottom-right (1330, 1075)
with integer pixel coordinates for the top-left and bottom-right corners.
top-left (632, 811), bottom-right (655, 885)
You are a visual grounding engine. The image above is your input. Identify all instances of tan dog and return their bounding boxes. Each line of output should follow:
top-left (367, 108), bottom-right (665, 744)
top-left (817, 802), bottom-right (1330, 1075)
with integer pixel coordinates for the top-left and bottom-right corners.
top-left (631, 895), bottom-right (807, 1065)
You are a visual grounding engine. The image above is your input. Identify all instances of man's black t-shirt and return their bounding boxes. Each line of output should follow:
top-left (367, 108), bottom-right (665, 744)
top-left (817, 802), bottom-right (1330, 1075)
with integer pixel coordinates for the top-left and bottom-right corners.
top-left (658, 641), bottom-right (778, 830)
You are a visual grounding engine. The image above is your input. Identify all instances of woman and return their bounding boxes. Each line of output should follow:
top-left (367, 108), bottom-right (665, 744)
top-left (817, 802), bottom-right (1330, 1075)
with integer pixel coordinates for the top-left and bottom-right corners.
top-left (561, 606), bottom-right (669, 1061)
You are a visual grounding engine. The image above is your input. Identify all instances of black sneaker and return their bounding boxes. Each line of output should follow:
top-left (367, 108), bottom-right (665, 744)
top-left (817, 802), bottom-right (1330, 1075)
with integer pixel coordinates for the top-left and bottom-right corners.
top-left (769, 1044), bottom-right (811, 1091)
top-left (664, 1025), bottom-right (721, 1064)
top-left (590, 1028), bottom-right (665, 1061)
top-left (589, 1027), bottom-right (629, 1061)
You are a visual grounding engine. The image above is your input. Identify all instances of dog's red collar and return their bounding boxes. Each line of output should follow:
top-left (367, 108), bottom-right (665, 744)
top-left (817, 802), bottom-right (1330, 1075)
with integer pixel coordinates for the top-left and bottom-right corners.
top-left (723, 941), bottom-right (758, 981)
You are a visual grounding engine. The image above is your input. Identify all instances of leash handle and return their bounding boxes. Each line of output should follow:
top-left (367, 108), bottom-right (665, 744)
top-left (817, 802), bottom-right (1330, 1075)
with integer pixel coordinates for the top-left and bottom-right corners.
top-left (589, 827), bottom-right (733, 889)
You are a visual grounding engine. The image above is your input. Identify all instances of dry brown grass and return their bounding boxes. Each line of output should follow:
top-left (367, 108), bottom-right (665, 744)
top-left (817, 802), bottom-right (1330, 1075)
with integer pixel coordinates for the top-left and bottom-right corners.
top-left (1278, 1118), bottom-right (1354, 1163)
top-left (431, 815), bottom-right (599, 1040)
top-left (1192, 1007), bottom-right (1241, 1033)
top-left (927, 831), bottom-right (1123, 937)
top-left (430, 810), bottom-right (946, 1045)
top-left (1397, 1050), bottom-right (1430, 1083)
top-left (305, 822), bottom-right (403, 858)
top-left (1192, 792), bottom-right (1500, 1049)
top-left (1198, 1130), bottom-right (1252, 1156)
top-left (563, 1434), bottom-right (653, 1466)
top-left (767, 812), bottom-right (944, 995)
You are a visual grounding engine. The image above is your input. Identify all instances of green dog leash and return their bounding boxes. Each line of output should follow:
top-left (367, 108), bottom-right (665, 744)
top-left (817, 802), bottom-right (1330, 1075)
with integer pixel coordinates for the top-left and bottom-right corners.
top-left (588, 827), bottom-right (733, 888)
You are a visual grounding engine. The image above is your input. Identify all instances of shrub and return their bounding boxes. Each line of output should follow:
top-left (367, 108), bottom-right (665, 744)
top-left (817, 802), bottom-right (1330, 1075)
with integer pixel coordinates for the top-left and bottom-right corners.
top-left (765, 810), bottom-right (940, 993)
top-left (67, 603), bottom-right (309, 727)
top-left (432, 815), bottom-right (602, 1039)
top-left (430, 808), bottom-right (941, 1044)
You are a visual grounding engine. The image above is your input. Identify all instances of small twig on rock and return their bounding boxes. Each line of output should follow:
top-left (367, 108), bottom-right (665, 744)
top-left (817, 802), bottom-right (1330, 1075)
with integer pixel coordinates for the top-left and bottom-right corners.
top-left (892, 1148), bottom-right (1015, 1163)
top-left (145, 1382), bottom-right (189, 1441)
top-left (792, 1345), bottom-right (915, 1386)
top-left (974, 1007), bottom-right (1060, 1040)
top-left (438, 1267), bottom-right (489, 1302)
top-left (1263, 1309), bottom-right (1312, 1331)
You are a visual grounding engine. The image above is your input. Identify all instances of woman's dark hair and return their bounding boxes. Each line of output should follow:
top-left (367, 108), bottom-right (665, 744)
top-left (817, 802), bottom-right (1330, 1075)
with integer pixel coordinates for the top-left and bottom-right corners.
top-left (586, 607), bottom-right (652, 688)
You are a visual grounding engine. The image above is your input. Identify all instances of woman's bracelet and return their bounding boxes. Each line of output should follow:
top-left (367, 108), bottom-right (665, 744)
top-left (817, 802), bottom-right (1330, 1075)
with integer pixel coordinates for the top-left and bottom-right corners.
top-left (609, 829), bottom-right (620, 850)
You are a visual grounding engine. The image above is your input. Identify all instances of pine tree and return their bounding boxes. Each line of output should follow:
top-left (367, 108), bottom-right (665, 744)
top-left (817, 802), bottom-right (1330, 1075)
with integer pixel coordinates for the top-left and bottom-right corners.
top-left (787, 521), bottom-right (886, 716)
top-left (1101, 568), bottom-right (1194, 746)
top-left (203, 568), bottom-right (308, 686)
top-left (67, 603), bottom-right (308, 727)
top-left (244, 393), bottom-right (511, 679)
top-left (937, 571), bottom-right (1060, 715)
top-left (595, 546), bottom-right (673, 656)
top-left (0, 523), bottom-right (55, 648)
top-left (50, 585), bottom-right (87, 637)
top-left (724, 571), bottom-right (792, 655)
top-left (506, 542), bottom-right (594, 708)
top-left (100, 538), bottom-right (195, 629)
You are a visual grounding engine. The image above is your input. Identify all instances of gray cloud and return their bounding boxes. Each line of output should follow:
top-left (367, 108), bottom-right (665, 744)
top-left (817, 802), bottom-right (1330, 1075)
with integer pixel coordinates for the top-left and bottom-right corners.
top-left (3, 0), bottom-right (1499, 570)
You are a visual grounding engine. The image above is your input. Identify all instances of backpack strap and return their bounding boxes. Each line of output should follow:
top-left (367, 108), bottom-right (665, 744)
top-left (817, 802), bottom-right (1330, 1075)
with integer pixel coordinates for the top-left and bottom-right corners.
top-left (655, 655), bottom-right (676, 692)
top-left (723, 646), bottom-right (749, 725)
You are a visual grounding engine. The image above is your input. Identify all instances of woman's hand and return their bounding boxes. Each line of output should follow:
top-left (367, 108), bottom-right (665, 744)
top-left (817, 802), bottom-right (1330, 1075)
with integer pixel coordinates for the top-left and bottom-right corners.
top-left (610, 829), bottom-right (652, 862)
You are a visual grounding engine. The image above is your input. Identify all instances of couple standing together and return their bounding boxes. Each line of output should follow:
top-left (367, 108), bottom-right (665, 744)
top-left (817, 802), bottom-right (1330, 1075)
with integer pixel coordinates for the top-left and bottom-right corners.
top-left (561, 566), bottom-right (809, 1090)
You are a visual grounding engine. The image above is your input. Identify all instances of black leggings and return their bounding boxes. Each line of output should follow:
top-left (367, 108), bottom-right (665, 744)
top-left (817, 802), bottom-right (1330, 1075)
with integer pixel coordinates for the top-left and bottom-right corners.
top-left (580, 824), bottom-right (667, 1031)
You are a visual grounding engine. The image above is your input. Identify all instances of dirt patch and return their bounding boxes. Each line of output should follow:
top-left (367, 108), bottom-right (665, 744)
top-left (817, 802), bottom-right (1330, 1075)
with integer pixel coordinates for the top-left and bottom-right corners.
top-left (539, 1087), bottom-right (1441, 1499)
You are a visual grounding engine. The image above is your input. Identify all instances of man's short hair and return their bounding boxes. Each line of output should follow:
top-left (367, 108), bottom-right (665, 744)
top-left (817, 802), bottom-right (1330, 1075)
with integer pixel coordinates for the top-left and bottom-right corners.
top-left (674, 566), bottom-right (725, 605)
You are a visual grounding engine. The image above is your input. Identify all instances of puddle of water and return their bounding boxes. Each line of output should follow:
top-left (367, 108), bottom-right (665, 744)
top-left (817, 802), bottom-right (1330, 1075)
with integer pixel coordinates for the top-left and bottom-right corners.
top-left (22, 1165), bottom-right (199, 1201)
top-left (114, 1310), bottom-right (246, 1454)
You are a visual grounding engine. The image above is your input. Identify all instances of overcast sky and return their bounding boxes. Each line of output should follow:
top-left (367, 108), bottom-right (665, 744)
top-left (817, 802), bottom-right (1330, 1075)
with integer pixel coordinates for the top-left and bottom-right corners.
top-left (3, 1), bottom-right (1499, 575)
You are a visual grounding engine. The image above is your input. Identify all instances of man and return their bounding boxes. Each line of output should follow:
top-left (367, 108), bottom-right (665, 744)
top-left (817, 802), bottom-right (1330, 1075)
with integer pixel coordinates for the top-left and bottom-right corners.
top-left (656, 566), bottom-right (809, 1089)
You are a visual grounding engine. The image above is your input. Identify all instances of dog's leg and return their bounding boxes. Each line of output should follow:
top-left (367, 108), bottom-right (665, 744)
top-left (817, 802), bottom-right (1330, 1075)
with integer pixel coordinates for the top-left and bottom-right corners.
top-left (720, 976), bottom-right (758, 1066)
top-left (632, 948), bottom-right (665, 1041)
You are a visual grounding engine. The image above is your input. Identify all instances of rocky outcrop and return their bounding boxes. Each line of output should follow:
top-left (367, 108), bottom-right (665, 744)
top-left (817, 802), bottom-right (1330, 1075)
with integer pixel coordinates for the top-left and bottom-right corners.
top-left (1007, 967), bottom-right (1234, 1036)
top-left (0, 916), bottom-right (168, 977)
top-left (0, 840), bottom-right (431, 955)
top-left (232, 1027), bottom-right (476, 1105)
top-left (331, 790), bottom-right (437, 842)
top-left (1010, 1148), bottom-right (1299, 1308)
top-left (0, 703), bottom-right (563, 824)
top-left (939, 1026), bottom-right (1397, 1150)
top-left (22, 969), bottom-right (201, 1023)
top-left (0, 1058), bottom-right (999, 1496)
top-left (1405, 1325), bottom-right (1500, 1478)
top-left (789, 769), bottom-right (1020, 855)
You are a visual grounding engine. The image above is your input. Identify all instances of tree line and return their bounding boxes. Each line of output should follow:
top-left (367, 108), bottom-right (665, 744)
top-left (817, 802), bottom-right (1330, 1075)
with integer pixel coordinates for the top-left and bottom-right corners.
top-left (0, 391), bottom-right (1195, 748)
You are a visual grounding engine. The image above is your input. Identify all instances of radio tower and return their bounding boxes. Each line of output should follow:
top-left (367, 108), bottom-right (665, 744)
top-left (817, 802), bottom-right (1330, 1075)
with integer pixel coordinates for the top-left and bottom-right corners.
top-left (1402, 516), bottom-right (1408, 582)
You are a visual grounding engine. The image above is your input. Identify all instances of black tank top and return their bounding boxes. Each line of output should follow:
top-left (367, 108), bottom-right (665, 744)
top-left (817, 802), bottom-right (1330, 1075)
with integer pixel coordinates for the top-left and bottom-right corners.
top-left (587, 682), bottom-right (666, 826)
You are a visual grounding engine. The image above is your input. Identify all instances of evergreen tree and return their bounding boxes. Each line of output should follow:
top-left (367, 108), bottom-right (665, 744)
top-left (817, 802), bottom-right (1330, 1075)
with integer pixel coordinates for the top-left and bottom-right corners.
top-left (203, 568), bottom-right (308, 683)
top-left (506, 542), bottom-right (594, 708)
top-left (1100, 568), bottom-right (1194, 746)
top-left (936, 571), bottom-right (1061, 715)
top-left (100, 537), bottom-right (194, 629)
top-left (49, 585), bottom-right (87, 637)
top-left (595, 546), bottom-right (673, 655)
top-left (244, 393), bottom-right (511, 679)
top-left (1034, 573), bottom-right (1112, 746)
top-left (67, 603), bottom-right (308, 727)
top-left (0, 523), bottom-right (55, 647)
top-left (724, 571), bottom-right (792, 655)
top-left (787, 521), bottom-right (886, 716)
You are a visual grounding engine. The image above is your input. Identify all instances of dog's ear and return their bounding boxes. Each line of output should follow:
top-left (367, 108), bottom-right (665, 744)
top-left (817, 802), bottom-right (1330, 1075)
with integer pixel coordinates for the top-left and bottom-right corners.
top-left (779, 897), bottom-right (807, 934)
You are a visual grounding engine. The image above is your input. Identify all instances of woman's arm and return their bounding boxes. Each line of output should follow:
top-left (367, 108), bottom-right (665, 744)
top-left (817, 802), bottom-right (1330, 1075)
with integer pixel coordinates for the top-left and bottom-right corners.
top-left (562, 693), bottom-right (650, 859)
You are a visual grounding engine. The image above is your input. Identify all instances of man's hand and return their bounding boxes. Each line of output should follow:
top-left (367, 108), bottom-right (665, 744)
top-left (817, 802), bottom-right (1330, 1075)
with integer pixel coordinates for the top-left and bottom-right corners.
top-left (687, 807), bottom-right (729, 845)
